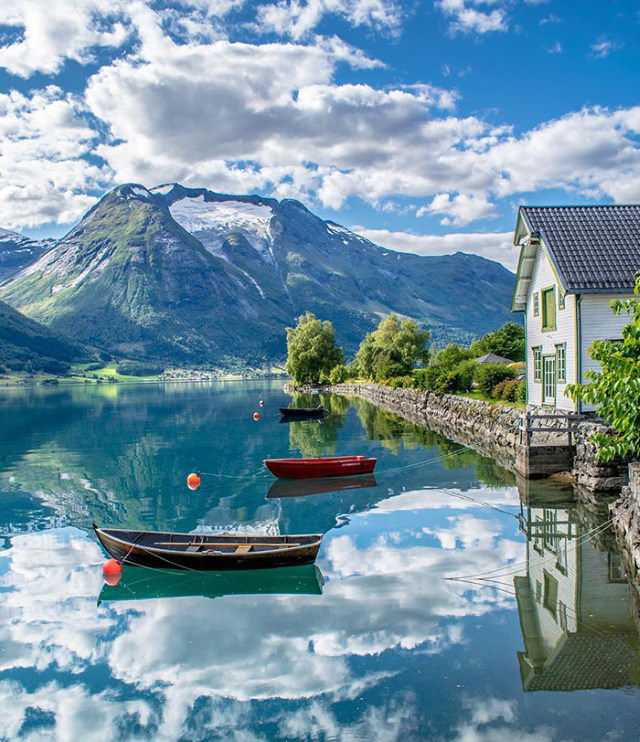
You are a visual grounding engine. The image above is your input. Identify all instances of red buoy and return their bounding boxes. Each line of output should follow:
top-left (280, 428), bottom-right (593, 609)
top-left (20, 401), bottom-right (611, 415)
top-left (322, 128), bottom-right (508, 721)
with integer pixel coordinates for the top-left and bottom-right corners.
top-left (103, 559), bottom-right (122, 585)
top-left (253, 412), bottom-right (260, 421)
top-left (187, 472), bottom-right (201, 490)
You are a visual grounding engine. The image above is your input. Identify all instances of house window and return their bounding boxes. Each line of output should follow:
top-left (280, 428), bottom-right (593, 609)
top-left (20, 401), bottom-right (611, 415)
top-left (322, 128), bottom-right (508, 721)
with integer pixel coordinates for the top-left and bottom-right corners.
top-left (608, 552), bottom-right (627, 583)
top-left (532, 347), bottom-right (542, 382)
top-left (533, 292), bottom-right (540, 317)
top-left (558, 290), bottom-right (566, 310)
top-left (541, 287), bottom-right (556, 331)
top-left (556, 344), bottom-right (566, 383)
top-left (535, 580), bottom-right (542, 604)
top-left (558, 601), bottom-right (568, 631)
top-left (543, 570), bottom-right (558, 617)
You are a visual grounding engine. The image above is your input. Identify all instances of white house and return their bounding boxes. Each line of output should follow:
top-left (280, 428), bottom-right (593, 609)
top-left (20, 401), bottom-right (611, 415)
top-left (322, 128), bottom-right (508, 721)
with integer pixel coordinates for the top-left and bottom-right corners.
top-left (511, 205), bottom-right (640, 411)
top-left (515, 500), bottom-right (637, 692)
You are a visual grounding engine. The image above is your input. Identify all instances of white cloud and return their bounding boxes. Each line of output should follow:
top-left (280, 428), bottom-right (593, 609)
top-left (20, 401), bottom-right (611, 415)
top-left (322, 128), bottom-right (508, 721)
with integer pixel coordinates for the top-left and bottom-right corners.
top-left (255, 0), bottom-right (403, 39)
top-left (590, 37), bottom-right (623, 59)
top-left (436, 0), bottom-right (508, 35)
top-left (355, 228), bottom-right (516, 269)
top-left (421, 192), bottom-right (496, 225)
top-left (0, 86), bottom-right (107, 228)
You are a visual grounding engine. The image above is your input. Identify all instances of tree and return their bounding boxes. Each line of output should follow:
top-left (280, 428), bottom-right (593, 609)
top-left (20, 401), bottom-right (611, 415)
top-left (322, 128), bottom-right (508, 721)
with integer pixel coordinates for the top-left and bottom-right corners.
top-left (568, 280), bottom-right (640, 462)
top-left (356, 314), bottom-right (430, 381)
top-left (470, 321), bottom-right (525, 362)
top-left (285, 312), bottom-right (343, 384)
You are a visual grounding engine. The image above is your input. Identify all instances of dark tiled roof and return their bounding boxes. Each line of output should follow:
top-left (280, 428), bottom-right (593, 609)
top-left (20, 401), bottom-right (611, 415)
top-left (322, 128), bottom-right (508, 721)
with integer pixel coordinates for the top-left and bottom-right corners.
top-left (475, 353), bottom-right (515, 364)
top-left (520, 205), bottom-right (640, 292)
top-left (522, 632), bottom-right (640, 692)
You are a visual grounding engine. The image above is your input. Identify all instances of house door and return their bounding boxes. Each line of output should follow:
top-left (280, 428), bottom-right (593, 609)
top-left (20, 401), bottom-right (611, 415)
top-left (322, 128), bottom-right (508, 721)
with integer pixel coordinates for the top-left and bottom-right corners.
top-left (543, 356), bottom-right (556, 406)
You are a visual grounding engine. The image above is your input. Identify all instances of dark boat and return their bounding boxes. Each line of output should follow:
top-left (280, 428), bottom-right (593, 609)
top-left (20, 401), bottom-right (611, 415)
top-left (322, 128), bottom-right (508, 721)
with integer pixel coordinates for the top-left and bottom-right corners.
top-left (93, 524), bottom-right (323, 570)
top-left (279, 405), bottom-right (327, 419)
top-left (264, 455), bottom-right (377, 479)
top-left (98, 564), bottom-right (323, 604)
top-left (267, 474), bottom-right (378, 499)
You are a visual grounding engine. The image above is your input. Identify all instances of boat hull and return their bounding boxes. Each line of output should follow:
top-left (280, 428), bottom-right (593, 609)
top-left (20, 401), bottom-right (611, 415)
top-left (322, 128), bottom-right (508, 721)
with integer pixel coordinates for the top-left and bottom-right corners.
top-left (94, 525), bottom-right (322, 570)
top-left (267, 474), bottom-right (378, 498)
top-left (278, 407), bottom-right (326, 418)
top-left (98, 564), bottom-right (324, 603)
top-left (264, 456), bottom-right (377, 479)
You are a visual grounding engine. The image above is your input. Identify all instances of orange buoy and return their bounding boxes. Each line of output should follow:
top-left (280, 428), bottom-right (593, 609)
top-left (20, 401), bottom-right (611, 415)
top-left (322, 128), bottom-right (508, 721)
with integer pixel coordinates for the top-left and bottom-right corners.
top-left (103, 559), bottom-right (122, 585)
top-left (187, 472), bottom-right (201, 490)
top-left (259, 399), bottom-right (265, 407)
top-left (253, 412), bottom-right (260, 421)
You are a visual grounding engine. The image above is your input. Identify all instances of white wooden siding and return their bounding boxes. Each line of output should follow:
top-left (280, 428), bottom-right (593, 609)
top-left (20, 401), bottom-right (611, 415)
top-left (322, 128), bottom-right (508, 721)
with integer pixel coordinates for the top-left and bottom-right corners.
top-left (580, 294), bottom-right (634, 383)
top-left (525, 243), bottom-right (577, 410)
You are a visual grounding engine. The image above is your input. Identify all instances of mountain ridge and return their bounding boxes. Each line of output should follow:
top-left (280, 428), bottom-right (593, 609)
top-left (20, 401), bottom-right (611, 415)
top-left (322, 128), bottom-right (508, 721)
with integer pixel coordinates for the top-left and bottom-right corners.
top-left (0, 183), bottom-right (516, 365)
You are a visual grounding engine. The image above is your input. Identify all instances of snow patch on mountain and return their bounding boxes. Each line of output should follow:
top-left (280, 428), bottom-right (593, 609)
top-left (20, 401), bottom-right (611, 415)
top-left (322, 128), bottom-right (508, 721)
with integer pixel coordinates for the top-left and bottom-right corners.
top-left (168, 196), bottom-right (274, 262)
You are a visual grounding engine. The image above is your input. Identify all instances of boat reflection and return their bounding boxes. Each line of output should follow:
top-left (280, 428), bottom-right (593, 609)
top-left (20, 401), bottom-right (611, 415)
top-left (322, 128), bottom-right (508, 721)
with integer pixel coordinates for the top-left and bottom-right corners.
top-left (98, 563), bottom-right (324, 604)
top-left (515, 492), bottom-right (640, 691)
top-left (266, 474), bottom-right (378, 499)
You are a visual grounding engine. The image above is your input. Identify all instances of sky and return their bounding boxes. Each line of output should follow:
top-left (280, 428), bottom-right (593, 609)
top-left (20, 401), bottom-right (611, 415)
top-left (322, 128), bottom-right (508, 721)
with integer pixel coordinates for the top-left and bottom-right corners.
top-left (0, 0), bottom-right (638, 270)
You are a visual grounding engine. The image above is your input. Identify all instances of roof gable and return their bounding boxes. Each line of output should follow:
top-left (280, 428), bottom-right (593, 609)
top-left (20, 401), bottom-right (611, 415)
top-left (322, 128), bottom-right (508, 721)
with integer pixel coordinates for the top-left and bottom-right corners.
top-left (518, 205), bottom-right (640, 293)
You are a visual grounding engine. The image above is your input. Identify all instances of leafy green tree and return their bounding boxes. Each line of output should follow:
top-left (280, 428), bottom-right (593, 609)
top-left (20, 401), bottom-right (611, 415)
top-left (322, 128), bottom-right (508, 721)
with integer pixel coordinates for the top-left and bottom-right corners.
top-left (356, 314), bottom-right (430, 381)
top-left (568, 281), bottom-right (640, 461)
top-left (286, 312), bottom-right (344, 384)
top-left (470, 321), bottom-right (525, 362)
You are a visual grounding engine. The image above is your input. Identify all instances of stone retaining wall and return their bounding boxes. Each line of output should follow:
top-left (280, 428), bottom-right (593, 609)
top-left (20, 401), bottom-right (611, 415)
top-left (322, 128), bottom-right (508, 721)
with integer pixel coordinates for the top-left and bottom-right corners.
top-left (611, 463), bottom-right (640, 603)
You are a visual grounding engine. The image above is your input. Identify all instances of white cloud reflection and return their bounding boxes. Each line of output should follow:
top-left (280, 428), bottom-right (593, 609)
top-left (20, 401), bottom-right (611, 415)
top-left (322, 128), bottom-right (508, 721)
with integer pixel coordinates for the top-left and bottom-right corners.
top-left (0, 485), bottom-right (526, 739)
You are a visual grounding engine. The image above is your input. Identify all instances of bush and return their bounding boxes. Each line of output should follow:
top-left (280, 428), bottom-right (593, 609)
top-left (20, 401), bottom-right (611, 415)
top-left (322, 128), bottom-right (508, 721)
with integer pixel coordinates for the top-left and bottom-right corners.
top-left (116, 361), bottom-right (165, 377)
top-left (492, 378), bottom-right (522, 401)
top-left (385, 376), bottom-right (414, 389)
top-left (515, 380), bottom-right (527, 403)
top-left (474, 363), bottom-right (516, 397)
top-left (329, 364), bottom-right (348, 384)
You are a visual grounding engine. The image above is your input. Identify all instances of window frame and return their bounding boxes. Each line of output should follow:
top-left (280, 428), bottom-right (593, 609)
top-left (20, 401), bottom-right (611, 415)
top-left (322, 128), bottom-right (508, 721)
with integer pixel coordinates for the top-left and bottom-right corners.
top-left (556, 343), bottom-right (566, 383)
top-left (541, 285), bottom-right (557, 332)
top-left (532, 346), bottom-right (542, 383)
top-left (543, 570), bottom-right (558, 618)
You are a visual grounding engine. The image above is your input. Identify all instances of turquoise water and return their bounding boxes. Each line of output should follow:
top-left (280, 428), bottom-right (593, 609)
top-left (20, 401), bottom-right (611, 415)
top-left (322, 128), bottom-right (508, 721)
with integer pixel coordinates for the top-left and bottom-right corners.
top-left (0, 380), bottom-right (639, 741)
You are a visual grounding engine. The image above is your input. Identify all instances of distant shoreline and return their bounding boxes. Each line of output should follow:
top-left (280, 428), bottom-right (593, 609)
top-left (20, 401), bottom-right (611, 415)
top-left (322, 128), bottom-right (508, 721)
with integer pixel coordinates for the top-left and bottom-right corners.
top-left (0, 374), bottom-right (289, 390)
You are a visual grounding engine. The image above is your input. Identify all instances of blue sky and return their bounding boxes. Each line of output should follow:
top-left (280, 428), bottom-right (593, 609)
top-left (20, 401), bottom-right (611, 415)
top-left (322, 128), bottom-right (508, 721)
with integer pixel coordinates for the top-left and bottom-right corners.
top-left (0, 0), bottom-right (638, 269)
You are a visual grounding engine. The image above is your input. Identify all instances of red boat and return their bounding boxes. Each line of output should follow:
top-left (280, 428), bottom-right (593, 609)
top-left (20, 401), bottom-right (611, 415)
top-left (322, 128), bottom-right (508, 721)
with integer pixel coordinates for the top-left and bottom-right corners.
top-left (264, 455), bottom-right (377, 479)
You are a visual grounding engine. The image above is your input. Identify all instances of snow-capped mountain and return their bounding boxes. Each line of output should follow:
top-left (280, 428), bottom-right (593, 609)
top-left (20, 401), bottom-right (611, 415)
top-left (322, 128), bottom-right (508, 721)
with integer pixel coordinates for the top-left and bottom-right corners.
top-left (0, 183), bottom-right (515, 365)
top-left (0, 228), bottom-right (54, 281)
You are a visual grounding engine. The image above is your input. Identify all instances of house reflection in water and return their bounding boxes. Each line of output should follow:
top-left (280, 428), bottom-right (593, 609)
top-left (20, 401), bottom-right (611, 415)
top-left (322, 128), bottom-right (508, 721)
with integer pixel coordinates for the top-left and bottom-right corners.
top-left (515, 492), bottom-right (640, 692)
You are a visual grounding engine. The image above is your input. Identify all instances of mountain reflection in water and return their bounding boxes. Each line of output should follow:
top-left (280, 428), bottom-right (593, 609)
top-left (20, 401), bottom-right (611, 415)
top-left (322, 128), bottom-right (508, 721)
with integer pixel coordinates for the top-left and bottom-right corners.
top-left (0, 381), bottom-right (639, 741)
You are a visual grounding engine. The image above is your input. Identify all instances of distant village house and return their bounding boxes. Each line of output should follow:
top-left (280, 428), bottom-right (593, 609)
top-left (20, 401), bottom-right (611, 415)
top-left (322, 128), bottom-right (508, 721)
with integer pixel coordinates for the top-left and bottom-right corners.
top-left (511, 205), bottom-right (640, 411)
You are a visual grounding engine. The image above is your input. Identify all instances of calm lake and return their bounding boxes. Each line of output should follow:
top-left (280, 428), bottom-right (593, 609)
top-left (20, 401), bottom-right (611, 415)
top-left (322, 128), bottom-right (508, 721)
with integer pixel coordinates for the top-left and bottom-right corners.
top-left (0, 380), bottom-right (639, 741)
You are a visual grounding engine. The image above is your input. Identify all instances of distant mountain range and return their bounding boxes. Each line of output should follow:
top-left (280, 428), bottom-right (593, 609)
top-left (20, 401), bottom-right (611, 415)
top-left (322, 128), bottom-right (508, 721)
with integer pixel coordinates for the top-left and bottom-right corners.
top-left (0, 228), bottom-right (53, 281)
top-left (0, 184), bottom-right (516, 366)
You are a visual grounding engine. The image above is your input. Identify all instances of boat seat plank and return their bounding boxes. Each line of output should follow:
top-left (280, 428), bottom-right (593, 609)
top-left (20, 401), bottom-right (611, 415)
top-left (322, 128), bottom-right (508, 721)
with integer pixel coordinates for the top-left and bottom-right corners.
top-left (235, 544), bottom-right (253, 553)
top-left (185, 545), bottom-right (200, 552)
top-left (154, 541), bottom-right (302, 548)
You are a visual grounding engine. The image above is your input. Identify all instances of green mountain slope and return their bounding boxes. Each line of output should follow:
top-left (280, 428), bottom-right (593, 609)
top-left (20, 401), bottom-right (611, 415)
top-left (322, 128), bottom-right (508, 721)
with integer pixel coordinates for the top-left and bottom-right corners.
top-left (0, 183), bottom-right (516, 364)
top-left (0, 299), bottom-right (87, 373)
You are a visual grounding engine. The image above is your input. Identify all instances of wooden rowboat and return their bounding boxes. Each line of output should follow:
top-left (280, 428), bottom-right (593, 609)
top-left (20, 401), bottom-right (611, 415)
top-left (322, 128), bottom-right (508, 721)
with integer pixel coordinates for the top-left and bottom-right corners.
top-left (264, 455), bottom-right (377, 479)
top-left (279, 406), bottom-right (327, 419)
top-left (93, 524), bottom-right (322, 570)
